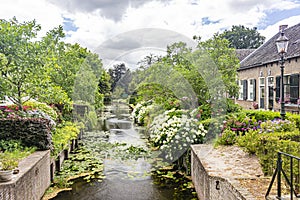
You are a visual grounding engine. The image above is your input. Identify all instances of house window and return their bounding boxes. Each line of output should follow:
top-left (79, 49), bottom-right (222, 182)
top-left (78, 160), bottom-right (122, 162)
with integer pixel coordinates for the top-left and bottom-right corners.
top-left (247, 79), bottom-right (256, 101)
top-left (276, 74), bottom-right (299, 104)
top-left (259, 77), bottom-right (265, 108)
top-left (238, 80), bottom-right (243, 100)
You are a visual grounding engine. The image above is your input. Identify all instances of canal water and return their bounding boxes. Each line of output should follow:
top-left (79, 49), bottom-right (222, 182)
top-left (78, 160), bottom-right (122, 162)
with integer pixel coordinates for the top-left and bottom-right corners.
top-left (52, 102), bottom-right (197, 200)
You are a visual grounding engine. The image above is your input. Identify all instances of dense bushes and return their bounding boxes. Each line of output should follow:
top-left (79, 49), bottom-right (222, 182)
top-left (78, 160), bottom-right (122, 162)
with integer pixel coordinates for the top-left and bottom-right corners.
top-left (0, 118), bottom-right (53, 150)
top-left (52, 121), bottom-right (81, 156)
top-left (216, 109), bottom-right (300, 176)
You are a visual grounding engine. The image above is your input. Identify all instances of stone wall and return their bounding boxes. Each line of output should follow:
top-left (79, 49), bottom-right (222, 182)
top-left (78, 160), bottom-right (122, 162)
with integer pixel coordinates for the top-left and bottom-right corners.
top-left (191, 144), bottom-right (262, 200)
top-left (0, 151), bottom-right (50, 200)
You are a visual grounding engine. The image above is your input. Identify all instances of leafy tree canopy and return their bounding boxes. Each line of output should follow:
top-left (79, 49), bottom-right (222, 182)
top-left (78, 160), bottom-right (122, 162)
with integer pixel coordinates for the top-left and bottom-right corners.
top-left (219, 25), bottom-right (265, 49)
top-left (0, 17), bottom-right (105, 110)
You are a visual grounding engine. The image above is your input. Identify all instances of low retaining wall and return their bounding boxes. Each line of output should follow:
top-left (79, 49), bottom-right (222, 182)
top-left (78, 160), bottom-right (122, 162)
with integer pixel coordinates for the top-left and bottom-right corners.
top-left (191, 144), bottom-right (264, 200)
top-left (0, 135), bottom-right (82, 200)
top-left (0, 151), bottom-right (51, 200)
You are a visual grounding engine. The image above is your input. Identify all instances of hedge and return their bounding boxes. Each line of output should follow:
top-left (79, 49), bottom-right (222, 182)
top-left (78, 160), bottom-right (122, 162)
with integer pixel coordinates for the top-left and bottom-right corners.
top-left (0, 118), bottom-right (53, 150)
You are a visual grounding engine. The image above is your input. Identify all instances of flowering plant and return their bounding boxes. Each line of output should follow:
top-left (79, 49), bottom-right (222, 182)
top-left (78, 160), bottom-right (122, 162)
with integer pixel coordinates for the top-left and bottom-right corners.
top-left (132, 101), bottom-right (154, 125)
top-left (222, 116), bottom-right (261, 134)
top-left (0, 104), bottom-right (56, 128)
top-left (149, 108), bottom-right (206, 161)
top-left (259, 118), bottom-right (296, 133)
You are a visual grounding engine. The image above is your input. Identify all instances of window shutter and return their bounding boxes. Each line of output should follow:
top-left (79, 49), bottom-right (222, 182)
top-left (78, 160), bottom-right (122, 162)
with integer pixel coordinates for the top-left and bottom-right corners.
top-left (253, 79), bottom-right (256, 101)
top-left (243, 80), bottom-right (248, 100)
top-left (290, 74), bottom-right (299, 104)
top-left (275, 76), bottom-right (280, 102)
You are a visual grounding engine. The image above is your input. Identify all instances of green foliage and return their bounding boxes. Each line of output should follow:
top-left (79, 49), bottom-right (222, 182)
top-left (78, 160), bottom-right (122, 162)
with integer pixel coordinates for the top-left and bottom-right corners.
top-left (243, 110), bottom-right (281, 121)
top-left (0, 155), bottom-right (18, 170)
top-left (0, 140), bottom-right (23, 152)
top-left (23, 100), bottom-right (58, 121)
top-left (98, 71), bottom-right (111, 96)
top-left (84, 110), bottom-right (98, 131)
top-left (136, 83), bottom-right (177, 108)
top-left (236, 130), bottom-right (259, 154)
top-left (219, 25), bottom-right (265, 49)
top-left (108, 63), bottom-right (127, 92)
top-left (52, 121), bottom-right (80, 156)
top-left (0, 141), bottom-right (36, 170)
top-left (286, 113), bottom-right (300, 130)
top-left (255, 132), bottom-right (300, 175)
top-left (0, 18), bottom-right (63, 108)
top-left (73, 102), bottom-right (98, 131)
top-left (259, 119), bottom-right (296, 133)
top-left (0, 18), bottom-right (104, 111)
top-left (0, 118), bottom-right (53, 150)
top-left (226, 99), bottom-right (242, 113)
top-left (215, 129), bottom-right (237, 146)
top-left (195, 103), bottom-right (211, 121)
top-left (196, 34), bottom-right (240, 98)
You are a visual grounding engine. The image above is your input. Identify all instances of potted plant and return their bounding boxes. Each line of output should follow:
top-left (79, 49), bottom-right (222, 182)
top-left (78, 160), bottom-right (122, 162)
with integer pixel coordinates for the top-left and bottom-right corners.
top-left (0, 156), bottom-right (18, 182)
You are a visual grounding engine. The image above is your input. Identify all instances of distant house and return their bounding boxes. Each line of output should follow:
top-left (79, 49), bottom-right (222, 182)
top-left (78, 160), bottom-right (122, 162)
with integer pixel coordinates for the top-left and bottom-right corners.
top-left (237, 23), bottom-right (300, 113)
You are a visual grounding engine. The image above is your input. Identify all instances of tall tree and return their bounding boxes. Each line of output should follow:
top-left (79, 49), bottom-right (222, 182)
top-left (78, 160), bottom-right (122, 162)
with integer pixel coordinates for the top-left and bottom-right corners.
top-left (197, 34), bottom-right (240, 98)
top-left (0, 18), bottom-right (49, 108)
top-left (220, 25), bottom-right (265, 49)
top-left (108, 63), bottom-right (127, 92)
top-left (137, 53), bottom-right (161, 69)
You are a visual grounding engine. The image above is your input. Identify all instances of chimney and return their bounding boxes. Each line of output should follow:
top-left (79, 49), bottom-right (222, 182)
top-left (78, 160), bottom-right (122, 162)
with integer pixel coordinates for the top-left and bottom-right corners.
top-left (279, 25), bottom-right (288, 32)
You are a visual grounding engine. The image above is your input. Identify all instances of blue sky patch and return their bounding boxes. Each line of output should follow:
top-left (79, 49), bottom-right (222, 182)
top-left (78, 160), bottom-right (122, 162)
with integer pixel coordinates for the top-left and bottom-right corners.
top-left (63, 17), bottom-right (78, 32)
top-left (258, 7), bottom-right (300, 29)
top-left (201, 17), bottom-right (220, 25)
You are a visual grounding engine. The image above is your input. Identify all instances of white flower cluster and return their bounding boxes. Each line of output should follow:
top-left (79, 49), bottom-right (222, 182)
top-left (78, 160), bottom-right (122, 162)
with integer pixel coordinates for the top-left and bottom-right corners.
top-left (149, 108), bottom-right (207, 161)
top-left (132, 102), bottom-right (154, 125)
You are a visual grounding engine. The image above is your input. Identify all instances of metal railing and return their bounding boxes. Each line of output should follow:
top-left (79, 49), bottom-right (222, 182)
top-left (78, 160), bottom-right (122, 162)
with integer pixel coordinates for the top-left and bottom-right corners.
top-left (266, 152), bottom-right (300, 199)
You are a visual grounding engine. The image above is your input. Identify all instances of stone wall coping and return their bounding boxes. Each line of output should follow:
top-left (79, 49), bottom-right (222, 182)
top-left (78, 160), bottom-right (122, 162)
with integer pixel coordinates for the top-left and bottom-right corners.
top-left (191, 144), bottom-right (263, 179)
top-left (0, 150), bottom-right (50, 186)
top-left (191, 144), bottom-right (264, 199)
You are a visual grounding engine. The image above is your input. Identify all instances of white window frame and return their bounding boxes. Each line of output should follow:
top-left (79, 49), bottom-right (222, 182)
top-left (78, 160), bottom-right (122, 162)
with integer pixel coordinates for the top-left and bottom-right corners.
top-left (259, 77), bottom-right (265, 109)
top-left (238, 80), bottom-right (243, 100)
top-left (266, 76), bottom-right (274, 110)
top-left (248, 79), bottom-right (254, 101)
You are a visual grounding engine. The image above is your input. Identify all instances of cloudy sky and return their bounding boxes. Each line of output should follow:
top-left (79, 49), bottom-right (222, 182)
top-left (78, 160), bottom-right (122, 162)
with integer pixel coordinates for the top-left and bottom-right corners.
top-left (1, 0), bottom-right (300, 67)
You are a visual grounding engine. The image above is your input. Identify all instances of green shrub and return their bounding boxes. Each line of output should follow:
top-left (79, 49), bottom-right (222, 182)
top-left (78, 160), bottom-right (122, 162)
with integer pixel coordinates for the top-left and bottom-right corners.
top-left (52, 122), bottom-right (80, 156)
top-left (0, 118), bottom-right (53, 150)
top-left (286, 113), bottom-right (300, 130)
top-left (249, 132), bottom-right (300, 175)
top-left (236, 130), bottom-right (259, 154)
top-left (84, 110), bottom-right (98, 131)
top-left (226, 99), bottom-right (242, 113)
top-left (243, 110), bottom-right (280, 121)
top-left (215, 129), bottom-right (237, 146)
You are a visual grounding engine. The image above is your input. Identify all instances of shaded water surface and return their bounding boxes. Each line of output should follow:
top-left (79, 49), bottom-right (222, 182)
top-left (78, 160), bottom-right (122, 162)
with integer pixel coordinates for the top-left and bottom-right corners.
top-left (52, 102), bottom-right (197, 200)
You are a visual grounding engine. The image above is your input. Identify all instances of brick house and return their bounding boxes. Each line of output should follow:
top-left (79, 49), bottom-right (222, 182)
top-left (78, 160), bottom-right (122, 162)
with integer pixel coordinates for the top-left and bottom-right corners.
top-left (237, 23), bottom-right (300, 113)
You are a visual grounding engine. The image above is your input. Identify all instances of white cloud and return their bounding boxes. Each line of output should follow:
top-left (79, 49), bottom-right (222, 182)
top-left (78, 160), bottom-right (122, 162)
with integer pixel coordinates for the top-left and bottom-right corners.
top-left (1, 0), bottom-right (300, 62)
top-left (0, 0), bottom-right (64, 36)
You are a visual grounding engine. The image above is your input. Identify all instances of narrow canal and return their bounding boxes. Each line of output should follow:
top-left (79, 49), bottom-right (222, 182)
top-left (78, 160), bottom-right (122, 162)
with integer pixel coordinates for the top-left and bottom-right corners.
top-left (52, 102), bottom-right (197, 200)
